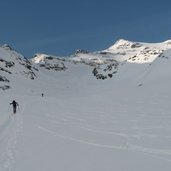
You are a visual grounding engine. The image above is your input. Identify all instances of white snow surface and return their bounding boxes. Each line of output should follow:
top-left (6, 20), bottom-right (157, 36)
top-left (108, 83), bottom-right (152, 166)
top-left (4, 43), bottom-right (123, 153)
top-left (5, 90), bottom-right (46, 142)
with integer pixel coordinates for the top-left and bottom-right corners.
top-left (1, 40), bottom-right (171, 171)
top-left (70, 39), bottom-right (171, 64)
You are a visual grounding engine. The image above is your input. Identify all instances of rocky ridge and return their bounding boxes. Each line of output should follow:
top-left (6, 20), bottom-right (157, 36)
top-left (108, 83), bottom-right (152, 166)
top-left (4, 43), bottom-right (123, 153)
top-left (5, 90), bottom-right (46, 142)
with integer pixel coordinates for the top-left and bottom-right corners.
top-left (1, 39), bottom-right (171, 90)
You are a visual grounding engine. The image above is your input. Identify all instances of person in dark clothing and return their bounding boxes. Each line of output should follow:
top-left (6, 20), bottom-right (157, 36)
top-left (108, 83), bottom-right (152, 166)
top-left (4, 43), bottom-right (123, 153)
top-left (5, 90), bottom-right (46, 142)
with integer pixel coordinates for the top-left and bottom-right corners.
top-left (10, 100), bottom-right (19, 114)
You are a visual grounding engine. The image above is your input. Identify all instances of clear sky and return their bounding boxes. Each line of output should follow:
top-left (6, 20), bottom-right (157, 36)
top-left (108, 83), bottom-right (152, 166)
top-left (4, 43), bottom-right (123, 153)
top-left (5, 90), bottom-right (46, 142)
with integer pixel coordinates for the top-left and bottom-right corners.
top-left (0, 0), bottom-right (171, 58)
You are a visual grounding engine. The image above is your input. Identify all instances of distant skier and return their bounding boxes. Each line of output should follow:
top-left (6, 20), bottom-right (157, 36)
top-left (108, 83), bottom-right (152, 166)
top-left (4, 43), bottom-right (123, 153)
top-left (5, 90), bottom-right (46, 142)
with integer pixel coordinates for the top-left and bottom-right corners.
top-left (41, 93), bottom-right (44, 97)
top-left (10, 100), bottom-right (19, 114)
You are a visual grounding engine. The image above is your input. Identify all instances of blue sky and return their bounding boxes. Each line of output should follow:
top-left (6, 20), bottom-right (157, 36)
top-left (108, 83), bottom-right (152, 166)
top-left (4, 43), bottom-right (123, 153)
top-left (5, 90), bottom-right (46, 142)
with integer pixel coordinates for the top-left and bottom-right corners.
top-left (0, 0), bottom-right (171, 57)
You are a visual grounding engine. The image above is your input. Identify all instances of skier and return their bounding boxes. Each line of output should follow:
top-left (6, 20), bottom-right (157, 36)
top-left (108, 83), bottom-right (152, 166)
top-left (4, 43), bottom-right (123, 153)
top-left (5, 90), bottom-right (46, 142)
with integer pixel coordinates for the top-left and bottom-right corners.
top-left (41, 93), bottom-right (44, 97)
top-left (10, 100), bottom-right (19, 114)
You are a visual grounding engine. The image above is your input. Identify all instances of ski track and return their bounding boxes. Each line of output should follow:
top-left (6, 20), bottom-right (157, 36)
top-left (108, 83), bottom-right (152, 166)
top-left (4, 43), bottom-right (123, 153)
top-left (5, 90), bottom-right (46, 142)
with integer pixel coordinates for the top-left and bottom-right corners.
top-left (31, 112), bottom-right (171, 140)
top-left (0, 113), bottom-right (23, 171)
top-left (27, 109), bottom-right (171, 163)
top-left (37, 124), bottom-right (171, 162)
top-left (11, 96), bottom-right (171, 168)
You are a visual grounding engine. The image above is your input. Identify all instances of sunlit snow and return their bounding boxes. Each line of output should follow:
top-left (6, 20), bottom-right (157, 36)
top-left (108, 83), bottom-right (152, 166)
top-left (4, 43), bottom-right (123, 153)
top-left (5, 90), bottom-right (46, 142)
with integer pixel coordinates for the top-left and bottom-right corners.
top-left (1, 39), bottom-right (171, 171)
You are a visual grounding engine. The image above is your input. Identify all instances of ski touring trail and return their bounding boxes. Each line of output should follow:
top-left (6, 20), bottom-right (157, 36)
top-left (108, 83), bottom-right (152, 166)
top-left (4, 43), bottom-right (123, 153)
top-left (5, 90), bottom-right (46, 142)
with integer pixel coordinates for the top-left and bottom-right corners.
top-left (0, 112), bottom-right (23, 171)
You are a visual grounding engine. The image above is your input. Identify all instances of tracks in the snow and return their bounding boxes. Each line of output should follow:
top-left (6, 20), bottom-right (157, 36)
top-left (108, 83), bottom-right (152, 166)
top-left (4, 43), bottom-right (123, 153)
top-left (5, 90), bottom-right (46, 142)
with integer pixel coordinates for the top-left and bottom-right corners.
top-left (0, 113), bottom-right (23, 171)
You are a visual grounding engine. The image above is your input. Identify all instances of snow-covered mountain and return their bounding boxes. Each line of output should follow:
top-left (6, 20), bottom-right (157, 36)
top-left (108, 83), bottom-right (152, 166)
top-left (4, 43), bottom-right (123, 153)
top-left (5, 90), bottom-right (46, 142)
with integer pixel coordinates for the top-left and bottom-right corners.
top-left (1, 38), bottom-right (171, 90)
top-left (1, 39), bottom-right (171, 171)
top-left (26, 39), bottom-right (170, 81)
top-left (1, 38), bottom-right (171, 91)
top-left (70, 39), bottom-right (171, 63)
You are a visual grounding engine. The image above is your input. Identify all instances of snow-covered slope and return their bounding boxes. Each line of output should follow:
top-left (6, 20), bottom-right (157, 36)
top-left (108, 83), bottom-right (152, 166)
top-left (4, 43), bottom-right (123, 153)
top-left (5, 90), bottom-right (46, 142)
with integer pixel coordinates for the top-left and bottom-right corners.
top-left (32, 53), bottom-right (67, 71)
top-left (1, 39), bottom-right (171, 171)
top-left (70, 39), bottom-right (171, 64)
top-left (30, 39), bottom-right (171, 81)
top-left (0, 44), bottom-right (37, 90)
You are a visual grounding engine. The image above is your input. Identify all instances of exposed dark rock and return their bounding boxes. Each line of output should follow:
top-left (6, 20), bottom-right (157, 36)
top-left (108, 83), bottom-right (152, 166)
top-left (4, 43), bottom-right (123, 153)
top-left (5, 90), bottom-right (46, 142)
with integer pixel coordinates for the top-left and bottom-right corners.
top-left (96, 74), bottom-right (107, 80)
top-left (0, 85), bottom-right (10, 90)
top-left (0, 67), bottom-right (12, 74)
top-left (39, 62), bottom-right (67, 71)
top-left (108, 74), bottom-right (113, 78)
top-left (92, 68), bottom-right (98, 76)
top-left (21, 71), bottom-right (37, 80)
top-left (0, 76), bottom-right (9, 82)
top-left (131, 43), bottom-right (142, 48)
top-left (5, 61), bottom-right (15, 68)
top-left (92, 61), bottom-right (119, 80)
top-left (75, 49), bottom-right (89, 54)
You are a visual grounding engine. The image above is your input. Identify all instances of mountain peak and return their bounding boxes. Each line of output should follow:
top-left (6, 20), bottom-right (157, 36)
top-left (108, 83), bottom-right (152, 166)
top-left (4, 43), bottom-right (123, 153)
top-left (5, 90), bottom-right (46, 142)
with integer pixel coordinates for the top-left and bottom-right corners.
top-left (115, 39), bottom-right (132, 45)
top-left (32, 53), bottom-right (50, 63)
top-left (1, 44), bottom-right (13, 51)
top-left (109, 39), bottom-right (140, 50)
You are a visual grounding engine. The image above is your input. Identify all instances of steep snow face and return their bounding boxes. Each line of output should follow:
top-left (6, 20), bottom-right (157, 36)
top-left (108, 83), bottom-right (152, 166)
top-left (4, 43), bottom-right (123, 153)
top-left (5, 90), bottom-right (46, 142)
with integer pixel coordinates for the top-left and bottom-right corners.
top-left (103, 39), bottom-right (171, 63)
top-left (0, 45), bottom-right (37, 90)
